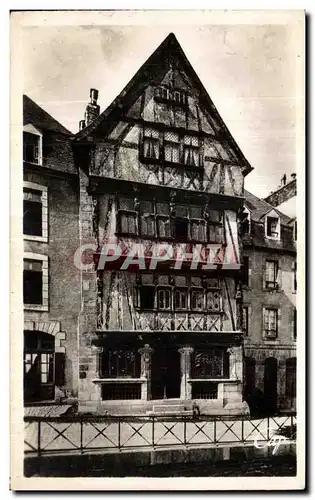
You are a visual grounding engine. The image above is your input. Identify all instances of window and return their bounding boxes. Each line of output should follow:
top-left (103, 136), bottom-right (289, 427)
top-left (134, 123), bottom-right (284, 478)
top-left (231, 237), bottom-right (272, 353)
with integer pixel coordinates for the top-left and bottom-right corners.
top-left (293, 308), bottom-right (297, 340)
top-left (157, 288), bottom-right (171, 310)
top-left (242, 306), bottom-right (249, 335)
top-left (23, 253), bottom-right (48, 310)
top-left (23, 189), bottom-right (42, 236)
top-left (23, 259), bottom-right (43, 305)
top-left (192, 348), bottom-right (229, 379)
top-left (208, 210), bottom-right (224, 244)
top-left (100, 349), bottom-right (141, 378)
top-left (241, 256), bottom-right (249, 286)
top-left (265, 260), bottom-right (279, 289)
top-left (117, 197), bottom-right (137, 235)
top-left (191, 289), bottom-right (204, 311)
top-left (293, 262), bottom-right (297, 292)
top-left (139, 286), bottom-right (155, 309)
top-left (263, 308), bottom-right (278, 339)
top-left (24, 331), bottom-right (55, 402)
top-left (164, 131), bottom-right (180, 163)
top-left (135, 275), bottom-right (221, 313)
top-left (175, 288), bottom-right (187, 310)
top-left (294, 220), bottom-right (297, 241)
top-left (23, 131), bottom-right (41, 164)
top-left (206, 290), bottom-right (221, 311)
top-left (140, 127), bottom-right (203, 169)
top-left (266, 215), bottom-right (280, 239)
top-left (140, 200), bottom-right (155, 237)
top-left (23, 182), bottom-right (48, 242)
top-left (143, 127), bottom-right (160, 160)
top-left (183, 135), bottom-right (200, 166)
top-left (156, 202), bottom-right (171, 238)
top-left (154, 86), bottom-right (187, 106)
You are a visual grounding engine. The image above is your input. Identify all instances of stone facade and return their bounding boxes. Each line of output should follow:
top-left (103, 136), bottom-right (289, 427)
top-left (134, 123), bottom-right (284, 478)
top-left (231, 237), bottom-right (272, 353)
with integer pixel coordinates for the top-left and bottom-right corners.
top-left (23, 96), bottom-right (81, 402)
top-left (242, 190), bottom-right (296, 413)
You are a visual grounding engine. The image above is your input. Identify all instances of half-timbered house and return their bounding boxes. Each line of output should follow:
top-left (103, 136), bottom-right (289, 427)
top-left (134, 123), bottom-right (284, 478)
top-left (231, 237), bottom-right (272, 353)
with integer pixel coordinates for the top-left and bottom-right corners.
top-left (73, 33), bottom-right (253, 415)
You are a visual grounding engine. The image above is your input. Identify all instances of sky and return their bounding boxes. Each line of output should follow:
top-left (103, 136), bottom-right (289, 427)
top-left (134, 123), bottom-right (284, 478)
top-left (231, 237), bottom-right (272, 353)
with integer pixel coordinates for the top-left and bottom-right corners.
top-left (22, 19), bottom-right (302, 216)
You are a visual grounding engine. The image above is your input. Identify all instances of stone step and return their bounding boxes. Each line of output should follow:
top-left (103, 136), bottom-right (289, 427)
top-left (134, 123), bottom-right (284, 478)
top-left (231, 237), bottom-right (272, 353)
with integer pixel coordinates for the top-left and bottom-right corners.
top-left (147, 409), bottom-right (194, 416)
top-left (153, 404), bottom-right (186, 413)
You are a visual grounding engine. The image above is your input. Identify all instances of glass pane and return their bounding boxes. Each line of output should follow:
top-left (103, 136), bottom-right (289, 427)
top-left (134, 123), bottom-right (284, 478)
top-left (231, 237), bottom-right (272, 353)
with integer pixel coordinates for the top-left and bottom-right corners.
top-left (165, 131), bottom-right (179, 142)
top-left (144, 127), bottom-right (159, 139)
top-left (119, 198), bottom-right (134, 211)
top-left (165, 144), bottom-right (179, 163)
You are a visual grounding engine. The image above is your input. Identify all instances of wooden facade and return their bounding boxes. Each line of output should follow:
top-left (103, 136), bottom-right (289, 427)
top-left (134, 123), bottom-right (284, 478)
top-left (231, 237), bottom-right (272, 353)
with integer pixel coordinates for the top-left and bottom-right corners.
top-left (74, 33), bottom-right (253, 415)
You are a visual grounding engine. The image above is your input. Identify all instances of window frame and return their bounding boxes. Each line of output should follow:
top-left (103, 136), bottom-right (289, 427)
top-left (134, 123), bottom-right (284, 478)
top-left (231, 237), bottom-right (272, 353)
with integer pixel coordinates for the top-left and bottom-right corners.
top-left (116, 197), bottom-right (223, 245)
top-left (154, 86), bottom-right (187, 107)
top-left (265, 260), bottom-right (279, 290)
top-left (23, 253), bottom-right (48, 312)
top-left (263, 307), bottom-right (279, 339)
top-left (265, 214), bottom-right (281, 240)
top-left (24, 331), bottom-right (55, 403)
top-left (135, 276), bottom-right (222, 313)
top-left (139, 125), bottom-right (204, 170)
top-left (23, 182), bottom-right (48, 243)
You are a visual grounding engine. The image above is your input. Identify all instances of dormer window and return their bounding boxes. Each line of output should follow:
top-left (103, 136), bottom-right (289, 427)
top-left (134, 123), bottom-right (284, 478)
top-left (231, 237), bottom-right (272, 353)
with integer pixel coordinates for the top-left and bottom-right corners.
top-left (154, 86), bottom-right (187, 107)
top-left (23, 124), bottom-right (42, 165)
top-left (265, 211), bottom-right (280, 240)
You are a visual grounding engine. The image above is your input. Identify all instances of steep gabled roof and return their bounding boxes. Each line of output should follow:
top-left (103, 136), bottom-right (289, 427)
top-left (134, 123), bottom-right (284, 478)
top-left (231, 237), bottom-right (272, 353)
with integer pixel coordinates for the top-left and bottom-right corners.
top-left (244, 189), bottom-right (292, 225)
top-left (23, 95), bottom-right (72, 136)
top-left (73, 33), bottom-right (253, 176)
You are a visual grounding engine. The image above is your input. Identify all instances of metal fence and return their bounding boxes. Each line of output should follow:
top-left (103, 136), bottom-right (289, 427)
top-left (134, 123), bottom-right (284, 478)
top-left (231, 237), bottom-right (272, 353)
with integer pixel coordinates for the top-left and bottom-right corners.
top-left (24, 412), bottom-right (296, 457)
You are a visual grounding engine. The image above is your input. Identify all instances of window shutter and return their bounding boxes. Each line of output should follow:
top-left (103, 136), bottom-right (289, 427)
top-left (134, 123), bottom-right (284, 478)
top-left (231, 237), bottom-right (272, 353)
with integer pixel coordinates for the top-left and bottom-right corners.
top-left (276, 264), bottom-right (281, 289)
top-left (55, 352), bottom-right (66, 387)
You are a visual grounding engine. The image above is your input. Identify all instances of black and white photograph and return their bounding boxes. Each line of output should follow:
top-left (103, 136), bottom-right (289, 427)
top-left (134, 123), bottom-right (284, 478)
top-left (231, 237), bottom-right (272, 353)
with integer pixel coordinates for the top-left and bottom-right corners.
top-left (10, 9), bottom-right (305, 490)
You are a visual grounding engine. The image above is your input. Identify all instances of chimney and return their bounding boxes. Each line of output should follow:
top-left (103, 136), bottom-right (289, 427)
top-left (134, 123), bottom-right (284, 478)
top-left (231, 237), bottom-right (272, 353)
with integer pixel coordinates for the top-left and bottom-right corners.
top-left (84, 88), bottom-right (100, 126)
top-left (281, 173), bottom-right (287, 186)
top-left (291, 173), bottom-right (296, 180)
top-left (79, 119), bottom-right (86, 131)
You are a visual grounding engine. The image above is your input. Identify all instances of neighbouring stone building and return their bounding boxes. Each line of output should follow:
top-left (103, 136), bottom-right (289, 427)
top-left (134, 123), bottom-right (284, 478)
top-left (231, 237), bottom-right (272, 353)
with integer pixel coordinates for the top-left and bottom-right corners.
top-left (72, 33), bottom-right (253, 415)
top-left (241, 189), bottom-right (297, 414)
top-left (23, 95), bottom-right (81, 405)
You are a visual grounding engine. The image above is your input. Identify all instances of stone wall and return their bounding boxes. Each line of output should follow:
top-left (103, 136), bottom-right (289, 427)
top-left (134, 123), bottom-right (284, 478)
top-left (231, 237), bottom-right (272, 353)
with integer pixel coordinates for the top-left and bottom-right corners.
top-left (23, 158), bottom-right (81, 397)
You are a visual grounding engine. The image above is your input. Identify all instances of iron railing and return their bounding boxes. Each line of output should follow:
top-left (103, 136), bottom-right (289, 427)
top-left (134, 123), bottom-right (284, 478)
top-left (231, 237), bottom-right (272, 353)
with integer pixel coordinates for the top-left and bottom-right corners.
top-left (24, 412), bottom-right (296, 457)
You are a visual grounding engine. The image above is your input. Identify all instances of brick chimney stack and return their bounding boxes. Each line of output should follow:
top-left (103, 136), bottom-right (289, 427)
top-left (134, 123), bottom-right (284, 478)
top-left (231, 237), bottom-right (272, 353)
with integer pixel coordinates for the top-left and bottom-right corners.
top-left (84, 88), bottom-right (100, 127)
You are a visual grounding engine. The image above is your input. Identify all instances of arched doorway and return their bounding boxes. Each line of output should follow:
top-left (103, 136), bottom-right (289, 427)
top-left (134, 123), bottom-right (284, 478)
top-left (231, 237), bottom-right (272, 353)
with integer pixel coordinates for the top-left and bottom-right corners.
top-left (24, 331), bottom-right (55, 402)
top-left (264, 357), bottom-right (278, 415)
top-left (286, 357), bottom-right (296, 409)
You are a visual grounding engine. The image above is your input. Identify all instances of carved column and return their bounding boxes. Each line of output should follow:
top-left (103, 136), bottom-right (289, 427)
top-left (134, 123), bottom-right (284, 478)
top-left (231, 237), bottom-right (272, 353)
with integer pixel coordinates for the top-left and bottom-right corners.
top-left (138, 344), bottom-right (154, 401)
top-left (178, 346), bottom-right (194, 400)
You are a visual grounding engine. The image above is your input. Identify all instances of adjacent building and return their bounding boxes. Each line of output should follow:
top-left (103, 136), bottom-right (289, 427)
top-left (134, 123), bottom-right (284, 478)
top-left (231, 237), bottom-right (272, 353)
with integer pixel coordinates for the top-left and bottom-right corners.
top-left (241, 190), bottom-right (296, 414)
top-left (23, 95), bottom-right (80, 406)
